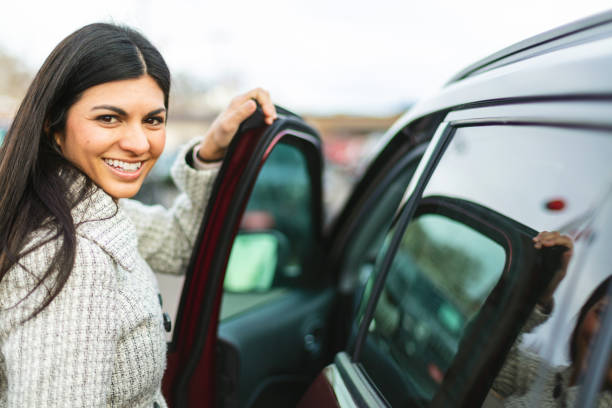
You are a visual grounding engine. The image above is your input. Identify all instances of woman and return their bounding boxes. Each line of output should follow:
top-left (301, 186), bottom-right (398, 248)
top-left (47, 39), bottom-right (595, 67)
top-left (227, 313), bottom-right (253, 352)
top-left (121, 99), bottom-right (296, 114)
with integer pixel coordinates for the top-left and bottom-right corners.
top-left (0, 23), bottom-right (276, 407)
top-left (493, 231), bottom-right (612, 407)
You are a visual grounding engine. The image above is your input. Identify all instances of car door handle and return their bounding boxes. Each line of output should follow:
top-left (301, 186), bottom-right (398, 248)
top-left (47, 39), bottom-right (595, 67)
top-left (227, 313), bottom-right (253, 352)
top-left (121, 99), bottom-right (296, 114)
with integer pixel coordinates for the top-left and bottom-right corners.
top-left (302, 319), bottom-right (324, 358)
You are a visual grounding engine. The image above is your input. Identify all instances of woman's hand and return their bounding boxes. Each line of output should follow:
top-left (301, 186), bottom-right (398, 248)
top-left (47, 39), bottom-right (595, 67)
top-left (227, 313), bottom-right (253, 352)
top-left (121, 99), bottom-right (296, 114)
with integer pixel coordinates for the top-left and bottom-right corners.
top-left (533, 230), bottom-right (574, 310)
top-left (198, 88), bottom-right (277, 161)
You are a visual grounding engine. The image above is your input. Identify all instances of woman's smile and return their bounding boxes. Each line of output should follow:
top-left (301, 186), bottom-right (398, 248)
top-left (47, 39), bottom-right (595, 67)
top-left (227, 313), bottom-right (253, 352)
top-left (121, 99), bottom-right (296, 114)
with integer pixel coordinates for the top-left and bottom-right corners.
top-left (103, 159), bottom-right (143, 172)
top-left (103, 158), bottom-right (146, 181)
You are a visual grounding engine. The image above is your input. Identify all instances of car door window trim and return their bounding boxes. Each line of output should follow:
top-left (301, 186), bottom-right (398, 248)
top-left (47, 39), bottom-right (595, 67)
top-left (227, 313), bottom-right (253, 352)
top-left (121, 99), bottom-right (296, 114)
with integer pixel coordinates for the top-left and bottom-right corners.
top-left (333, 144), bottom-right (428, 292)
top-left (450, 117), bottom-right (612, 132)
top-left (446, 100), bottom-right (612, 127)
top-left (351, 122), bottom-right (455, 361)
top-left (335, 352), bottom-right (389, 407)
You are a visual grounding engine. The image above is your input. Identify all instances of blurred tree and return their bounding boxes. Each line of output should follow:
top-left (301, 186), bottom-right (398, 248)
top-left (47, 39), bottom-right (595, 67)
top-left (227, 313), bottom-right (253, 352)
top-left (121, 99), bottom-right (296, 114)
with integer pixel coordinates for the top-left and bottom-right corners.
top-left (169, 71), bottom-right (242, 120)
top-left (0, 50), bottom-right (31, 98)
top-left (0, 49), bottom-right (31, 119)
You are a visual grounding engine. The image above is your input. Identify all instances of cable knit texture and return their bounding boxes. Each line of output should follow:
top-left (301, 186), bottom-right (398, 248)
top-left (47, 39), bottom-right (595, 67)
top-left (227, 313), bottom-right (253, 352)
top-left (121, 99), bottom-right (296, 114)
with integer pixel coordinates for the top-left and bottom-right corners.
top-left (0, 140), bottom-right (219, 407)
top-left (492, 308), bottom-right (612, 407)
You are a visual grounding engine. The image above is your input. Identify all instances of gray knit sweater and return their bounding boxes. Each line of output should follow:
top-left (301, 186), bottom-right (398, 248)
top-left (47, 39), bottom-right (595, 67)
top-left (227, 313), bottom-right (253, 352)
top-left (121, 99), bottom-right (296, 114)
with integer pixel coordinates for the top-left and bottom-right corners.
top-left (492, 308), bottom-right (612, 407)
top-left (0, 141), bottom-right (218, 407)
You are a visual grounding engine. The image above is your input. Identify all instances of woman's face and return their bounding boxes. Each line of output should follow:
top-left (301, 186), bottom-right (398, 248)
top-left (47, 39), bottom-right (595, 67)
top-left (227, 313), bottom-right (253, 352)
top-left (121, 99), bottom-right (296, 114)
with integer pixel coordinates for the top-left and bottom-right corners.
top-left (55, 75), bottom-right (166, 199)
top-left (575, 297), bottom-right (610, 381)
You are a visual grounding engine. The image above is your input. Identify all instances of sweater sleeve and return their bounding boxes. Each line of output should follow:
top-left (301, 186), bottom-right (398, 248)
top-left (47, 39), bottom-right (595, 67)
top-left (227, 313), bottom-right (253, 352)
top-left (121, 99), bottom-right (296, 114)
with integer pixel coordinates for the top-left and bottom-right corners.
top-left (0, 236), bottom-right (119, 407)
top-left (120, 139), bottom-right (220, 275)
top-left (491, 306), bottom-right (551, 398)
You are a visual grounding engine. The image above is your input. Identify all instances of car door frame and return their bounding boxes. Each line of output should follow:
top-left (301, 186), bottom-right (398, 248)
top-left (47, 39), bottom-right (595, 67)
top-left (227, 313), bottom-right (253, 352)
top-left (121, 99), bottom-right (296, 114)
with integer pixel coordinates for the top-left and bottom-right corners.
top-left (162, 110), bottom-right (324, 407)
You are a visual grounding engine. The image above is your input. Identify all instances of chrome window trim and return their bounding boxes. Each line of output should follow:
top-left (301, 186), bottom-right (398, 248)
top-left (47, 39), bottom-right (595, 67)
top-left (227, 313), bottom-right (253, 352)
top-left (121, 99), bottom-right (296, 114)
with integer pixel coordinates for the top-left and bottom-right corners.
top-left (334, 352), bottom-right (388, 407)
top-left (445, 101), bottom-right (612, 128)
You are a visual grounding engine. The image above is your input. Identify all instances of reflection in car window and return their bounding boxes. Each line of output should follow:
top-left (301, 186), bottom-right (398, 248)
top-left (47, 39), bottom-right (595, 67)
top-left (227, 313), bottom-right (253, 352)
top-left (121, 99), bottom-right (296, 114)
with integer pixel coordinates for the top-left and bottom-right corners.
top-left (573, 188), bottom-right (612, 407)
top-left (360, 214), bottom-right (505, 405)
top-left (425, 126), bottom-right (612, 231)
top-left (493, 192), bottom-right (612, 408)
top-left (355, 124), bottom-right (612, 406)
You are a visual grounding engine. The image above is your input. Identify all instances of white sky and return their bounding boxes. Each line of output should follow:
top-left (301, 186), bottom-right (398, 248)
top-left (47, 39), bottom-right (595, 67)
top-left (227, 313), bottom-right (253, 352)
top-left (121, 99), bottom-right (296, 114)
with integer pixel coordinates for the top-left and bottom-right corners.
top-left (0, 0), bottom-right (610, 115)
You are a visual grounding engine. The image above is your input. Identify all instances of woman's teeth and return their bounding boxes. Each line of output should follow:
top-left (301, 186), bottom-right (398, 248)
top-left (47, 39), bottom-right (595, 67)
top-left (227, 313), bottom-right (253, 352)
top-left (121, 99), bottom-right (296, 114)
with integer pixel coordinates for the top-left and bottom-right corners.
top-left (104, 159), bottom-right (142, 172)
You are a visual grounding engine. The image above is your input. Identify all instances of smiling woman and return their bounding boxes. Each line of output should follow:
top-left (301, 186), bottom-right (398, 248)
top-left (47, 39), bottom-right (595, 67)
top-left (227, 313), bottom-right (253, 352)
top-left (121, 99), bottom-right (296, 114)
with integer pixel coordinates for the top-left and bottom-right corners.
top-left (0, 23), bottom-right (276, 408)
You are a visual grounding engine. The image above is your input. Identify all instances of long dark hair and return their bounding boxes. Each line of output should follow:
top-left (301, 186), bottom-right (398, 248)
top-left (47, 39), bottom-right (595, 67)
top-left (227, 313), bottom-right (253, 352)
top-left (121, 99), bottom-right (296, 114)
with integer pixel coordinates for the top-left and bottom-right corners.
top-left (0, 23), bottom-right (170, 319)
top-left (569, 275), bottom-right (612, 365)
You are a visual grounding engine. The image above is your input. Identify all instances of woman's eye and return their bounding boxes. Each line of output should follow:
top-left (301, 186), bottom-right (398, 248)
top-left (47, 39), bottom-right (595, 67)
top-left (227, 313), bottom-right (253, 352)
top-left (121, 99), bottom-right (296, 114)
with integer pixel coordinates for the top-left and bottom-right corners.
top-left (145, 116), bottom-right (165, 126)
top-left (97, 115), bottom-right (118, 124)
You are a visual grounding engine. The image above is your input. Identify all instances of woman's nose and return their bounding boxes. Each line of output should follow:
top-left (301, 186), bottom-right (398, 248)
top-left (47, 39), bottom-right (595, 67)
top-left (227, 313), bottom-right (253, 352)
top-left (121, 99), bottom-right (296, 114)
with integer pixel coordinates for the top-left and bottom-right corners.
top-left (119, 123), bottom-right (150, 155)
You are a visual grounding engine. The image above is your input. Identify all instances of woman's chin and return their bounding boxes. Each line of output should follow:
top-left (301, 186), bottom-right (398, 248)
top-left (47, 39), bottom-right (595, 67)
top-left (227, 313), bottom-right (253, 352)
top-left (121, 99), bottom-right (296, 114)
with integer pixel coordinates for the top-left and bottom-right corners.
top-left (98, 180), bottom-right (144, 200)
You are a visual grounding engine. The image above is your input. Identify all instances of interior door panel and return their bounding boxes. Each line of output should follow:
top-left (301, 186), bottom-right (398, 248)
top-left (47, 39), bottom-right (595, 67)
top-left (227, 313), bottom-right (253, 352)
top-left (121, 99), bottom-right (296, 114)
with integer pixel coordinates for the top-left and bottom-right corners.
top-left (217, 289), bottom-right (335, 407)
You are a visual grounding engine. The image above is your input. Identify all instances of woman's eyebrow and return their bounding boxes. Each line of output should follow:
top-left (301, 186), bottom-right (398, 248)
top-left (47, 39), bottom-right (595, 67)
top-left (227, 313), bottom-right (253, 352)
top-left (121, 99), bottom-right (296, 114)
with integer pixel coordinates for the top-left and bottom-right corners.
top-left (92, 105), bottom-right (127, 116)
top-left (147, 108), bottom-right (166, 116)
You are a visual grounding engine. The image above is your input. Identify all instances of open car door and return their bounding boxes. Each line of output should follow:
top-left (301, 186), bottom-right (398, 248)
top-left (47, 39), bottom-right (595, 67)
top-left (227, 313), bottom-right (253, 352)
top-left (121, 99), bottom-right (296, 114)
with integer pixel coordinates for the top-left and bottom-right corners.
top-left (162, 108), bottom-right (329, 408)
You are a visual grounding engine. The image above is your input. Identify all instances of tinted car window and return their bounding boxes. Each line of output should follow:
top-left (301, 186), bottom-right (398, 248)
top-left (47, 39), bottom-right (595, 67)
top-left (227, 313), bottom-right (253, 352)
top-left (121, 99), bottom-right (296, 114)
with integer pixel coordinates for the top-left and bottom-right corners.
top-left (363, 214), bottom-right (505, 402)
top-left (355, 124), bottom-right (612, 406)
top-left (157, 141), bottom-right (316, 337)
top-left (221, 142), bottom-right (315, 318)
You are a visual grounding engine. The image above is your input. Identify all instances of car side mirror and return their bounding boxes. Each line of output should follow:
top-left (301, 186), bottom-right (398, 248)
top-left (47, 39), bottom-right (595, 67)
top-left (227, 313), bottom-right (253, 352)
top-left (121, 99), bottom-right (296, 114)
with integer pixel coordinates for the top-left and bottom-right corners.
top-left (224, 230), bottom-right (289, 293)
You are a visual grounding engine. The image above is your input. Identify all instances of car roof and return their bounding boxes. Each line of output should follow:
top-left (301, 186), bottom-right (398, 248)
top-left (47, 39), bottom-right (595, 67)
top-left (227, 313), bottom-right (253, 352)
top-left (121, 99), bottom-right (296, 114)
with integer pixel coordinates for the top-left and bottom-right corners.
top-left (370, 9), bottom-right (612, 160)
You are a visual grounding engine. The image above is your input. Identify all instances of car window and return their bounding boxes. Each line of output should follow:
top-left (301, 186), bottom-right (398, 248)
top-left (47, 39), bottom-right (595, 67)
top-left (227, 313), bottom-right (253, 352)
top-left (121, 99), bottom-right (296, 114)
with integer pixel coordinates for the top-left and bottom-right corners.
top-left (363, 213), bottom-right (505, 404)
top-left (354, 124), bottom-right (612, 407)
top-left (341, 152), bottom-right (423, 317)
top-left (156, 140), bottom-right (317, 339)
top-left (221, 141), bottom-right (316, 319)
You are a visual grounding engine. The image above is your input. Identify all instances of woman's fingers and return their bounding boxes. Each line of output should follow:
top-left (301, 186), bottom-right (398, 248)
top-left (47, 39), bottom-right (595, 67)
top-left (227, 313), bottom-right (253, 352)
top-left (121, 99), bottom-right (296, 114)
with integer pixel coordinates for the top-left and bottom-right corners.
top-left (533, 230), bottom-right (574, 265)
top-left (223, 99), bottom-right (257, 135)
top-left (225, 88), bottom-right (276, 131)
top-left (242, 88), bottom-right (277, 124)
top-left (198, 88), bottom-right (275, 161)
top-left (533, 230), bottom-right (573, 250)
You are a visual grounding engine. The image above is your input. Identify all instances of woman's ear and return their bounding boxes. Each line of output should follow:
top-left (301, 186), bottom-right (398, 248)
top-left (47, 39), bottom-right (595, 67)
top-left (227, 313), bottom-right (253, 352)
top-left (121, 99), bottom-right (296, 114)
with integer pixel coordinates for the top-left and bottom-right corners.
top-left (54, 132), bottom-right (62, 149)
top-left (44, 119), bottom-right (62, 149)
top-left (50, 128), bottom-right (63, 153)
